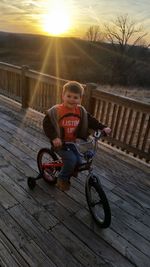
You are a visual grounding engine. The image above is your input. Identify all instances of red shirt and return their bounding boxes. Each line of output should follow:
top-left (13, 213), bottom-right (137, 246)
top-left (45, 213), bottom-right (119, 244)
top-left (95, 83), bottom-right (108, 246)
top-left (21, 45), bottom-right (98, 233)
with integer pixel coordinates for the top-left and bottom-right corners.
top-left (57, 104), bottom-right (81, 141)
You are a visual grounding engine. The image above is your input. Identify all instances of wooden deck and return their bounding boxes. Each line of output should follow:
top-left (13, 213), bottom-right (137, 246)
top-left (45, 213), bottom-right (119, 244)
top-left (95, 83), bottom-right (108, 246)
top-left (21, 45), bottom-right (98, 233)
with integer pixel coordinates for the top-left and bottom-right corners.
top-left (0, 94), bottom-right (150, 267)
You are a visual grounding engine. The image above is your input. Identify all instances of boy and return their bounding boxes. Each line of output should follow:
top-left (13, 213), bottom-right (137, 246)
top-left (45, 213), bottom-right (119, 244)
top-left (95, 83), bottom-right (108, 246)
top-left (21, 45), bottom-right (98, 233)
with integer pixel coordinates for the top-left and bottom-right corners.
top-left (43, 81), bottom-right (111, 191)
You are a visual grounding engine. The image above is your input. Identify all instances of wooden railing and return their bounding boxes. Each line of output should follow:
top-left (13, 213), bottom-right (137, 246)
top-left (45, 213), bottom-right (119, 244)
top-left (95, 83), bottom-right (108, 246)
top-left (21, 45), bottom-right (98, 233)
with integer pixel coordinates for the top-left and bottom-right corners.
top-left (0, 62), bottom-right (149, 162)
top-left (87, 89), bottom-right (150, 162)
top-left (0, 62), bottom-right (67, 110)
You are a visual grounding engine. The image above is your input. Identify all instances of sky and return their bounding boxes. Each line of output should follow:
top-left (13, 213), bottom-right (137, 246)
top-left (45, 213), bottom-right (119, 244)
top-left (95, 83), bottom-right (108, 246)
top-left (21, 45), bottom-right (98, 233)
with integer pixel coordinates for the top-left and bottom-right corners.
top-left (0, 0), bottom-right (150, 42)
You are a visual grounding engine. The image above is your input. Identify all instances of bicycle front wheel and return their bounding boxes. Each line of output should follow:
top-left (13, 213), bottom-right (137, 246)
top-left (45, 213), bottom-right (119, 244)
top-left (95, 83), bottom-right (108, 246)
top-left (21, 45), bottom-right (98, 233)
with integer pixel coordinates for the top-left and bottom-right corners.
top-left (85, 175), bottom-right (111, 228)
top-left (37, 148), bottom-right (61, 184)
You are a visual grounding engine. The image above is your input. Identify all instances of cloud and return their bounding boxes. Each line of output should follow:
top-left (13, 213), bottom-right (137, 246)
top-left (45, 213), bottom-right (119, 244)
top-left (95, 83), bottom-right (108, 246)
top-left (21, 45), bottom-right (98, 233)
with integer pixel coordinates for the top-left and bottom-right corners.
top-left (0, 0), bottom-right (149, 39)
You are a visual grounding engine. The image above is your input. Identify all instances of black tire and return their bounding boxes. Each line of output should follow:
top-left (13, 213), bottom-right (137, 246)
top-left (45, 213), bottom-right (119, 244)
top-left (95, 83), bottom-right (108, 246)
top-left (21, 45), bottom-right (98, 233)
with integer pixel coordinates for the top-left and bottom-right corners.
top-left (37, 148), bottom-right (61, 185)
top-left (28, 177), bottom-right (36, 190)
top-left (85, 174), bottom-right (111, 228)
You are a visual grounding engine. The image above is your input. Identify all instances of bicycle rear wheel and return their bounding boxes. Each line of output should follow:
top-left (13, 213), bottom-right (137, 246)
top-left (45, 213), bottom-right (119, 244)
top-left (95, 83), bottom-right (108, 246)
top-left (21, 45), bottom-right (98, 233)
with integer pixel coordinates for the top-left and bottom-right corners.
top-left (37, 148), bottom-right (61, 184)
top-left (85, 174), bottom-right (111, 228)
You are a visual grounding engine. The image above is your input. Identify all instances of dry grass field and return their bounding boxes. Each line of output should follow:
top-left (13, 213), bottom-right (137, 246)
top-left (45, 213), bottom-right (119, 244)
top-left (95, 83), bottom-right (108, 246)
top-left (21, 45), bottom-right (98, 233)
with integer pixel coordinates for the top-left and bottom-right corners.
top-left (98, 85), bottom-right (150, 104)
top-left (0, 46), bottom-right (150, 105)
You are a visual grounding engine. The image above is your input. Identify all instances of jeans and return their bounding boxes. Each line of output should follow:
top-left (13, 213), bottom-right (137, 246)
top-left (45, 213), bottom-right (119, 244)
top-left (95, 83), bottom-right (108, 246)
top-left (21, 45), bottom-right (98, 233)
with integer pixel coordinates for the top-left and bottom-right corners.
top-left (57, 144), bottom-right (82, 181)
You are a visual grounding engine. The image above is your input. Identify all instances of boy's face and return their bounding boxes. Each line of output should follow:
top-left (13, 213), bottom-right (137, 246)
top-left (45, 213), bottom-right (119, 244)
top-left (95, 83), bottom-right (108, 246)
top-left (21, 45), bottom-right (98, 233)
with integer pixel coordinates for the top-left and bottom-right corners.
top-left (62, 91), bottom-right (81, 109)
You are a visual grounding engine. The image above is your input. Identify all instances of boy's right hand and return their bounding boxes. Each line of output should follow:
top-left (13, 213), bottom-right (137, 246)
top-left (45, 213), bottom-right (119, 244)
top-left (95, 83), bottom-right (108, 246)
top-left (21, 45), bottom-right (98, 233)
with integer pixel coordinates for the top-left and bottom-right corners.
top-left (52, 138), bottom-right (62, 148)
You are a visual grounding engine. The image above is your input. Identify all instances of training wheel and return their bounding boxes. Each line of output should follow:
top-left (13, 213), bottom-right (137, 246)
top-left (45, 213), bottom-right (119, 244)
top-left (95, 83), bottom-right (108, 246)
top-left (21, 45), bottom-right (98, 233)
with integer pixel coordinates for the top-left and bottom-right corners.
top-left (27, 177), bottom-right (36, 190)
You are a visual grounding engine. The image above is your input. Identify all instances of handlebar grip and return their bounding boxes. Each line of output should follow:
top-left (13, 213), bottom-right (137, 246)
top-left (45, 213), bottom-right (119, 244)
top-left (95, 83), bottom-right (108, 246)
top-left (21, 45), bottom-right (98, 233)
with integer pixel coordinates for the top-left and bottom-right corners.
top-left (93, 130), bottom-right (107, 139)
top-left (93, 131), bottom-right (101, 138)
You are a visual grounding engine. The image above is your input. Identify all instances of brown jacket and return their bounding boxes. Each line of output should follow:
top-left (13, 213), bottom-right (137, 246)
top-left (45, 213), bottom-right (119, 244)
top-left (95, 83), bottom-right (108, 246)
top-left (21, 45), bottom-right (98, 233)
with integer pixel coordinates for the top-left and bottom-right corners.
top-left (43, 104), bottom-right (106, 141)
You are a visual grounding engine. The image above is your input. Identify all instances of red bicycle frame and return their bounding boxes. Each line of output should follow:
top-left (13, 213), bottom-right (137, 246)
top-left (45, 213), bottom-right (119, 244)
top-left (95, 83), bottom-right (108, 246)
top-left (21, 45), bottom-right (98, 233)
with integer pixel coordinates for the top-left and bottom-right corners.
top-left (42, 161), bottom-right (63, 169)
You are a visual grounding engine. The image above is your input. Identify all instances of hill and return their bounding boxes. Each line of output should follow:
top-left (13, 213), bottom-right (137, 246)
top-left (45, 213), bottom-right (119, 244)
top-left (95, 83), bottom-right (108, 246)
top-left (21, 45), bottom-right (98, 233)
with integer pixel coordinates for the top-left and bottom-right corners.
top-left (0, 31), bottom-right (150, 87)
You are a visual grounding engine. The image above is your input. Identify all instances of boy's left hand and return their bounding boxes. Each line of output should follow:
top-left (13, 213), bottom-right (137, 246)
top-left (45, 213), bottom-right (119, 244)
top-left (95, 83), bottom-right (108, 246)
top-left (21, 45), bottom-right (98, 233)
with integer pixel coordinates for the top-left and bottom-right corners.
top-left (103, 127), bottom-right (111, 136)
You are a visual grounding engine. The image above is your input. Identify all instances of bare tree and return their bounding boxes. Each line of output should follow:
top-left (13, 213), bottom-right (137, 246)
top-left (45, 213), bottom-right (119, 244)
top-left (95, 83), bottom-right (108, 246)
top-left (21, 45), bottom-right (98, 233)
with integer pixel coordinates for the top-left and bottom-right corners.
top-left (86, 25), bottom-right (104, 42)
top-left (104, 14), bottom-right (148, 54)
top-left (103, 14), bottom-right (149, 85)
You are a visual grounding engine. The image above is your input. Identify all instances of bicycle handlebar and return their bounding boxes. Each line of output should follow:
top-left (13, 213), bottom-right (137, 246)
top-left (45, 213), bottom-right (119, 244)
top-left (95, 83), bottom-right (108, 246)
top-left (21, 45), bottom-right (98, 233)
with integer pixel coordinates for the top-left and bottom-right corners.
top-left (64, 130), bottom-right (106, 157)
top-left (65, 130), bottom-right (104, 145)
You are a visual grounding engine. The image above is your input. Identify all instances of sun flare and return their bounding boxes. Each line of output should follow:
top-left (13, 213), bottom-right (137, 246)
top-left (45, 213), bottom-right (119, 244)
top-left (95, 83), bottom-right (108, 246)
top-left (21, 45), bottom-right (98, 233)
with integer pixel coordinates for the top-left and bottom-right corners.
top-left (43, 2), bottom-right (71, 36)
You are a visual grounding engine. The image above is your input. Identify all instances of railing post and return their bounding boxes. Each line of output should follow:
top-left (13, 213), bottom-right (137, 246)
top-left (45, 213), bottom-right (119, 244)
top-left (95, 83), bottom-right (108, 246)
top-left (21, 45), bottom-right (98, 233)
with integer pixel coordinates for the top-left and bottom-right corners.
top-left (83, 83), bottom-right (97, 114)
top-left (21, 65), bottom-right (29, 108)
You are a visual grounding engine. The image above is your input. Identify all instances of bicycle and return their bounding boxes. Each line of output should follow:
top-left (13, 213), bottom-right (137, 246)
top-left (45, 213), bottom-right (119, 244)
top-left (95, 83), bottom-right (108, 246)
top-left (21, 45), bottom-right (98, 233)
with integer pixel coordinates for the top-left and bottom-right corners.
top-left (27, 130), bottom-right (111, 228)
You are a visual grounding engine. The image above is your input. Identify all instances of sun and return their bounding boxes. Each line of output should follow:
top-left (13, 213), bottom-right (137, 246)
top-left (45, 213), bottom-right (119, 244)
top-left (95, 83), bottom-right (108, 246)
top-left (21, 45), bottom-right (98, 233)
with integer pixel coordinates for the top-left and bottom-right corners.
top-left (43, 2), bottom-right (71, 36)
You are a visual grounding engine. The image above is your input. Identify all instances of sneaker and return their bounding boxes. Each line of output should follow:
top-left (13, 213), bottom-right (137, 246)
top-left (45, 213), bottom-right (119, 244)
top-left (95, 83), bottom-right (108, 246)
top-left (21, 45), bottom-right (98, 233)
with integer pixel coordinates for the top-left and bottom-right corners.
top-left (56, 179), bottom-right (70, 191)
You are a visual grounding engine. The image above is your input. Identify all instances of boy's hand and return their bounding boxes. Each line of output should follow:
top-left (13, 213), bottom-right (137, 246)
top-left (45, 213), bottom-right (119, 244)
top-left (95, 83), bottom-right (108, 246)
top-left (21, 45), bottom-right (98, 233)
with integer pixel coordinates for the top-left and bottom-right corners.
top-left (52, 138), bottom-right (62, 148)
top-left (103, 127), bottom-right (111, 136)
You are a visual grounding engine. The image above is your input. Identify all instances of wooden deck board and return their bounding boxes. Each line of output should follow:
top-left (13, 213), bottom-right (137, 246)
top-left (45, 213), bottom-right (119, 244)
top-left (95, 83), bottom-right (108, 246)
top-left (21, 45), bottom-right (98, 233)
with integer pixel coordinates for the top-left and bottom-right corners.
top-left (0, 94), bottom-right (150, 267)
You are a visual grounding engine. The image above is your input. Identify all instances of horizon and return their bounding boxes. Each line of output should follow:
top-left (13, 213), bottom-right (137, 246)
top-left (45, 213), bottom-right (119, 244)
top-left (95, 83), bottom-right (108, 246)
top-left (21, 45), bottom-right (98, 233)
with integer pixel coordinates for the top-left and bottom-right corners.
top-left (0, 0), bottom-right (150, 43)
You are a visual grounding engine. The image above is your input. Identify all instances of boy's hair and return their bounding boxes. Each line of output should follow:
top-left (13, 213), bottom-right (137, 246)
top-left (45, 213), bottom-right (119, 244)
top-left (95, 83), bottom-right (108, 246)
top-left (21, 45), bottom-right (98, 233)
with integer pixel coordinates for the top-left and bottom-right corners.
top-left (63, 81), bottom-right (84, 97)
